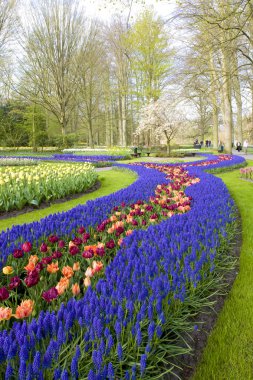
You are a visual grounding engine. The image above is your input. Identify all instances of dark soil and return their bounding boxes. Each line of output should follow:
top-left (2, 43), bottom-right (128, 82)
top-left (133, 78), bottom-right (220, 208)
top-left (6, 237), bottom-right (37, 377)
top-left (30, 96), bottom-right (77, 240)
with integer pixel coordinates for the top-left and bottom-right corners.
top-left (165, 218), bottom-right (242, 380)
top-left (0, 180), bottom-right (101, 220)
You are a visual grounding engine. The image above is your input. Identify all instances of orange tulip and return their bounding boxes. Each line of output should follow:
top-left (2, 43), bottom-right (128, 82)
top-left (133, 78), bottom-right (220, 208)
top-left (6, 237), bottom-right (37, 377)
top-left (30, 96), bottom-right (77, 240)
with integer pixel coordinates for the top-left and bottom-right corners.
top-left (0, 307), bottom-right (12, 321)
top-left (29, 255), bottom-right (39, 264)
top-left (24, 255), bottom-right (39, 272)
top-left (24, 262), bottom-right (36, 272)
top-left (73, 262), bottom-right (80, 271)
top-left (72, 283), bottom-right (80, 296)
top-left (47, 261), bottom-right (59, 274)
top-left (56, 277), bottom-right (70, 295)
top-left (62, 266), bottom-right (74, 279)
top-left (15, 300), bottom-right (34, 319)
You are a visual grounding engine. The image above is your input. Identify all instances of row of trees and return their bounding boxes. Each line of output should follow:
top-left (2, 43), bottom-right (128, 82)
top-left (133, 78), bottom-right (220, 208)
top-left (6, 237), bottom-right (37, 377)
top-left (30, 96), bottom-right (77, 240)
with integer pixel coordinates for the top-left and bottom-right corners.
top-left (172, 0), bottom-right (253, 153)
top-left (0, 0), bottom-right (174, 149)
top-left (0, 0), bottom-right (252, 153)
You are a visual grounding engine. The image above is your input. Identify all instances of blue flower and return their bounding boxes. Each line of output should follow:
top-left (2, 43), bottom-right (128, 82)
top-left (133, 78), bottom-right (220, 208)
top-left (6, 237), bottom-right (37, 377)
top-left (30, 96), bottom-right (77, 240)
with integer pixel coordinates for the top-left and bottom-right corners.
top-left (117, 343), bottom-right (123, 361)
top-left (107, 362), bottom-right (114, 379)
top-left (140, 354), bottom-right (147, 376)
top-left (5, 362), bottom-right (13, 380)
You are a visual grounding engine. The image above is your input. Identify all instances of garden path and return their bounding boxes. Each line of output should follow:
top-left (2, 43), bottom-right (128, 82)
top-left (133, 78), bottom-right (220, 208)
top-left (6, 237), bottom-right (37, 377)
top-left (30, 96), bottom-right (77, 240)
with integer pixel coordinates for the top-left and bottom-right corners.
top-left (232, 149), bottom-right (253, 160)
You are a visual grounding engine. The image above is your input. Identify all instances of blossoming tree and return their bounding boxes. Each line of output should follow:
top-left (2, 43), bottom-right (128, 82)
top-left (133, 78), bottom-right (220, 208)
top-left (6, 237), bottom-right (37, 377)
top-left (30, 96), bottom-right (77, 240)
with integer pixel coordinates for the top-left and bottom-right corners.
top-left (135, 98), bottom-right (184, 156)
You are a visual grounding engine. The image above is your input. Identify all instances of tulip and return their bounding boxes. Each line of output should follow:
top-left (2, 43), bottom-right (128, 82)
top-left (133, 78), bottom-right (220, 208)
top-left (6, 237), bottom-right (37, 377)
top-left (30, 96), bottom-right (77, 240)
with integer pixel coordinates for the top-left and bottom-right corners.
top-left (22, 241), bottom-right (32, 252)
top-left (84, 277), bottom-right (91, 287)
top-left (13, 249), bottom-right (24, 259)
top-left (0, 307), bottom-right (12, 321)
top-left (73, 262), bottom-right (80, 271)
top-left (14, 300), bottom-right (34, 319)
top-left (62, 266), bottom-right (74, 279)
top-left (42, 287), bottom-right (58, 303)
top-left (0, 287), bottom-right (9, 301)
top-left (72, 283), bottom-right (80, 296)
top-left (40, 243), bottom-right (48, 253)
top-left (85, 267), bottom-right (94, 278)
top-left (9, 276), bottom-right (21, 290)
top-left (3, 266), bottom-right (14, 275)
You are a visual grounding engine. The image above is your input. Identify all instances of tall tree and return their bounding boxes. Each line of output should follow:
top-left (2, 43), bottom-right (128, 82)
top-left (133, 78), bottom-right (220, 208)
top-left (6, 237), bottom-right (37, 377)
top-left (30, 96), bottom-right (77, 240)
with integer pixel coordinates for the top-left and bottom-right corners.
top-left (20, 0), bottom-right (86, 146)
top-left (78, 22), bottom-right (106, 148)
top-left (0, 0), bottom-right (17, 61)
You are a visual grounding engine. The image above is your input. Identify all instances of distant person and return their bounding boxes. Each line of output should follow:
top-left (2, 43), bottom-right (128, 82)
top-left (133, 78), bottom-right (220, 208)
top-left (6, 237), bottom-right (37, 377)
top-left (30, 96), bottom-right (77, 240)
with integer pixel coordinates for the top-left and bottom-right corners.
top-left (243, 140), bottom-right (248, 154)
top-left (208, 140), bottom-right (211, 147)
top-left (205, 140), bottom-right (208, 147)
top-left (236, 142), bottom-right (242, 152)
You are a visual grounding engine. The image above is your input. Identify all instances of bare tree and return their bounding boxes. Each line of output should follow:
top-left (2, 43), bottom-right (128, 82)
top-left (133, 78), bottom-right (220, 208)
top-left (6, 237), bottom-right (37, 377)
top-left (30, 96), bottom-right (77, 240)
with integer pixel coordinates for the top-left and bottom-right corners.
top-left (20, 0), bottom-right (87, 146)
top-left (0, 0), bottom-right (17, 60)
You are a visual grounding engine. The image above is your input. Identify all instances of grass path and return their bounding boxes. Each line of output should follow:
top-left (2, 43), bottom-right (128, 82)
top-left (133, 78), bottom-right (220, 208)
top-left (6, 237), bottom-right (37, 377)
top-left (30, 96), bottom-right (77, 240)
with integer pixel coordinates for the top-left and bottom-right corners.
top-left (0, 168), bottom-right (137, 232)
top-left (193, 160), bottom-right (253, 380)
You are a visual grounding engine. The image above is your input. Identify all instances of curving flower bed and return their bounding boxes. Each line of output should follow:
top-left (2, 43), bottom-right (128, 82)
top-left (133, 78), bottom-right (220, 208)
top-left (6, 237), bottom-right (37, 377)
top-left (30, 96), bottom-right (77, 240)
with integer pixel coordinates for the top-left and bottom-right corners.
top-left (0, 154), bottom-right (245, 379)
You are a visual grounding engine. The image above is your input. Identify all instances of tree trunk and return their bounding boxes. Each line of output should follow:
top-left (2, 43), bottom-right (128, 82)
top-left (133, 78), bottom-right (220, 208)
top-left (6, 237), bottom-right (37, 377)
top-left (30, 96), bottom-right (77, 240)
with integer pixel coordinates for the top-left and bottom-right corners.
top-left (118, 94), bottom-right (122, 146)
top-left (164, 131), bottom-right (171, 156)
top-left (88, 119), bottom-right (94, 148)
top-left (251, 76), bottom-right (253, 133)
top-left (208, 51), bottom-right (219, 149)
top-left (32, 103), bottom-right (37, 152)
top-left (122, 94), bottom-right (127, 147)
top-left (232, 52), bottom-right (243, 143)
top-left (220, 48), bottom-right (233, 154)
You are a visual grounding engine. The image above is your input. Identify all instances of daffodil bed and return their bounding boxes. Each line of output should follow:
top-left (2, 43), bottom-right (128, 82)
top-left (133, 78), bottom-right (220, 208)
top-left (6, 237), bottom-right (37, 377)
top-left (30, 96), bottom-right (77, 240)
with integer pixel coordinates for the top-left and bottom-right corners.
top-left (0, 154), bottom-right (245, 379)
top-left (0, 162), bottom-right (98, 212)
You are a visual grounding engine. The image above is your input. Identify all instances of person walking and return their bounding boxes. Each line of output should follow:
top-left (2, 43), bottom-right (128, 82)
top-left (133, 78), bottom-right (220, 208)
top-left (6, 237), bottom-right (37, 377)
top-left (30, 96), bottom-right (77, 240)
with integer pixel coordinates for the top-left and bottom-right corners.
top-left (236, 142), bottom-right (242, 152)
top-left (243, 140), bottom-right (248, 154)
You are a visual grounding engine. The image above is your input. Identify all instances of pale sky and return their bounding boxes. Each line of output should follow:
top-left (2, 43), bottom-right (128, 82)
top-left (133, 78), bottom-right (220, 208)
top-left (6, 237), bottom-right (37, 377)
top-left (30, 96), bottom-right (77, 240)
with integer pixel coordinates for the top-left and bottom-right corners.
top-left (83, 0), bottom-right (176, 21)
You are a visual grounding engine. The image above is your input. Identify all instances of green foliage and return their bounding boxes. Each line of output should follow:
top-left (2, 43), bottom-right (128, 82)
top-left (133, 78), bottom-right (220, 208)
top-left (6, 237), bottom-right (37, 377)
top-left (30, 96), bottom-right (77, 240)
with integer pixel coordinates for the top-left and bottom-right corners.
top-left (0, 102), bottom-right (30, 147)
top-left (23, 103), bottom-right (48, 148)
top-left (126, 9), bottom-right (173, 102)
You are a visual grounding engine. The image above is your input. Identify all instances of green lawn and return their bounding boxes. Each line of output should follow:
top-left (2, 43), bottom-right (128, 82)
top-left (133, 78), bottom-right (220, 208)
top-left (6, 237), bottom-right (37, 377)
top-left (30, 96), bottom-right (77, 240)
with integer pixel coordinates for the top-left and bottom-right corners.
top-left (193, 160), bottom-right (253, 380)
top-left (118, 155), bottom-right (205, 164)
top-left (0, 168), bottom-right (137, 231)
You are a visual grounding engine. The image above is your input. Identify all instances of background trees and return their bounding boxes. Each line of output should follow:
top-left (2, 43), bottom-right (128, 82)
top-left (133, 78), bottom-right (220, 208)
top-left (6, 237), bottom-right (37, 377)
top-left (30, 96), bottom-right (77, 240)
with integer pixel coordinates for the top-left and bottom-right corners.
top-left (0, 0), bottom-right (251, 151)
